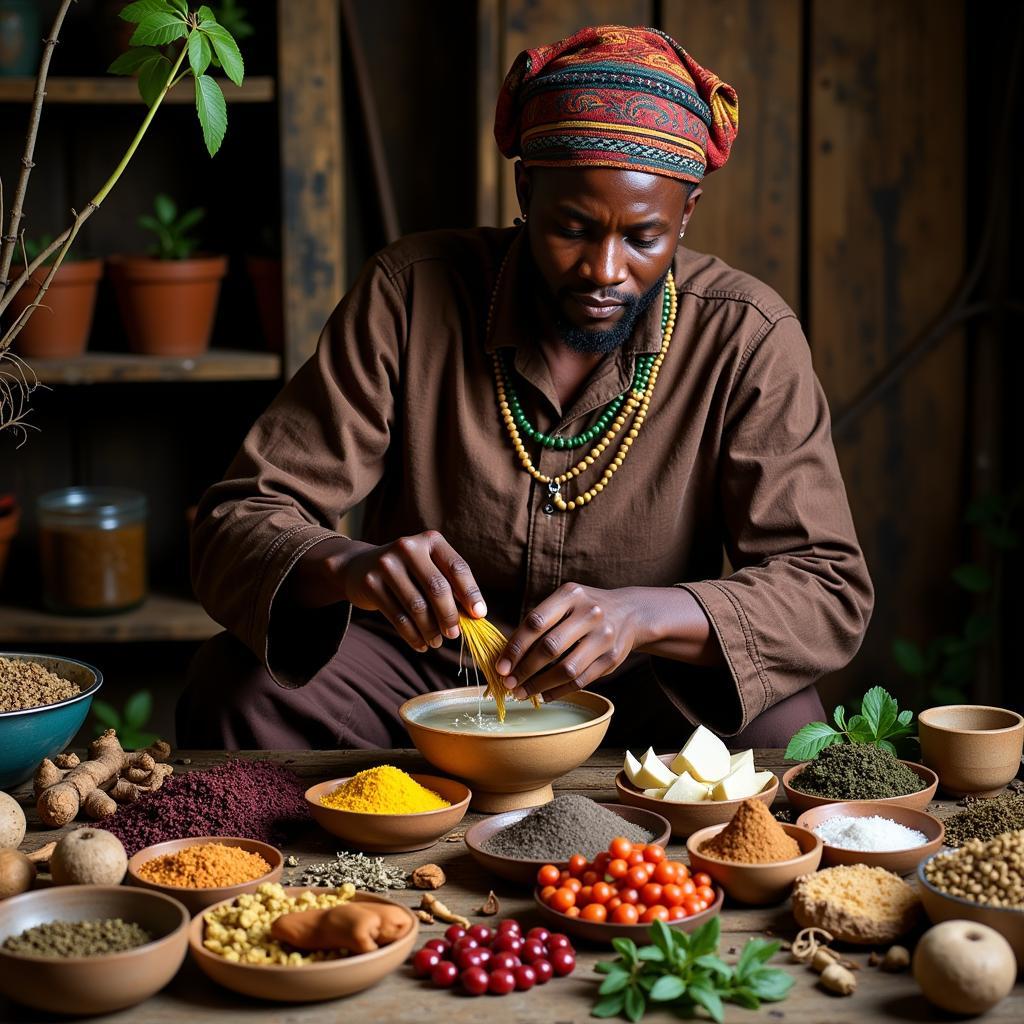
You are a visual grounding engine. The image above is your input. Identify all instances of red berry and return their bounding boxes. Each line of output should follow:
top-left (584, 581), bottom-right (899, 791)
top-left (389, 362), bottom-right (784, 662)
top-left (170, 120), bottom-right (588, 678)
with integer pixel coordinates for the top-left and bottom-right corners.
top-left (514, 965), bottom-right (537, 991)
top-left (475, 946), bottom-right (492, 967)
top-left (546, 933), bottom-right (573, 953)
top-left (532, 958), bottom-right (554, 984)
top-left (468, 924), bottom-right (494, 945)
top-left (423, 938), bottom-right (449, 954)
top-left (488, 968), bottom-right (516, 995)
top-left (430, 960), bottom-right (460, 988)
top-left (455, 946), bottom-right (488, 971)
top-left (444, 925), bottom-right (467, 943)
top-left (460, 966), bottom-right (489, 996)
top-left (412, 947), bottom-right (441, 977)
top-left (490, 951), bottom-right (521, 972)
top-left (526, 926), bottom-right (550, 943)
top-left (520, 938), bottom-right (547, 964)
top-left (452, 936), bottom-right (479, 957)
top-left (492, 933), bottom-right (524, 954)
top-left (497, 918), bottom-right (521, 934)
top-left (549, 949), bottom-right (576, 976)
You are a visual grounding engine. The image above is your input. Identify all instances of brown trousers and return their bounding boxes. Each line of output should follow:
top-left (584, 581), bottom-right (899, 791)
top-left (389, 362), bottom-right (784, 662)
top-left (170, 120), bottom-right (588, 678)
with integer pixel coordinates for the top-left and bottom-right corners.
top-left (176, 617), bottom-right (825, 750)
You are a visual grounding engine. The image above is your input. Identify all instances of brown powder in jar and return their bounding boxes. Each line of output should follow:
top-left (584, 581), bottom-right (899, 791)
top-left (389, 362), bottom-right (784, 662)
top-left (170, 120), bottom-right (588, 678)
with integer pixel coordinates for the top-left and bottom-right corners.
top-left (40, 523), bottom-right (146, 612)
top-left (700, 799), bottom-right (801, 863)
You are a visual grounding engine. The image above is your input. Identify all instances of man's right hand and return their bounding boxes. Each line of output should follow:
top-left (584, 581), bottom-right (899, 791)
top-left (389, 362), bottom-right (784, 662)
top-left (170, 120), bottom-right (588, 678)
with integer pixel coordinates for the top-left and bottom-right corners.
top-left (288, 532), bottom-right (487, 653)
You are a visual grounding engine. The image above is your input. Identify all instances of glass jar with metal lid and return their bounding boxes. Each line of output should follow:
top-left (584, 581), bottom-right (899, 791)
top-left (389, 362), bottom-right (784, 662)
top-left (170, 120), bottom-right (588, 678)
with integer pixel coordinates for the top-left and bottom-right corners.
top-left (37, 487), bottom-right (147, 614)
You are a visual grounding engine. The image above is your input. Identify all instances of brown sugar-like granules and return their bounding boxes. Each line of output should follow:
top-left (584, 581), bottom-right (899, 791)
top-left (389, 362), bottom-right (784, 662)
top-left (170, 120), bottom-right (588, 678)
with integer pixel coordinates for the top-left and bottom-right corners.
top-left (699, 799), bottom-right (801, 863)
top-left (136, 842), bottom-right (271, 888)
top-left (0, 657), bottom-right (80, 713)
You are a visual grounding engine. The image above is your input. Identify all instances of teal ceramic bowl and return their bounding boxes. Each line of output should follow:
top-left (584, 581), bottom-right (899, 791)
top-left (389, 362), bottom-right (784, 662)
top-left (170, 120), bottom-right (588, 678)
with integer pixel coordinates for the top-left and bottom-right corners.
top-left (0, 653), bottom-right (102, 789)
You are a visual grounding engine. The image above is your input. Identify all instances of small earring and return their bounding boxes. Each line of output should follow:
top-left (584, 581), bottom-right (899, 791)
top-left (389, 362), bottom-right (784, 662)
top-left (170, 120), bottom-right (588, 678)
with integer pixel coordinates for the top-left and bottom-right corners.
top-left (678, 229), bottom-right (686, 239)
top-left (514, 213), bottom-right (527, 227)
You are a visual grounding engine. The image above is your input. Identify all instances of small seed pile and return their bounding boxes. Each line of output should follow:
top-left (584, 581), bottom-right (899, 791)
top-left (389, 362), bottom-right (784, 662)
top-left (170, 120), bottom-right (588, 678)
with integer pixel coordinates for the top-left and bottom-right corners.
top-left (924, 829), bottom-right (1024, 908)
top-left (293, 851), bottom-right (408, 892)
top-left (942, 794), bottom-right (1024, 846)
top-left (137, 842), bottom-right (271, 888)
top-left (790, 744), bottom-right (925, 800)
top-left (0, 657), bottom-right (79, 713)
top-left (3, 918), bottom-right (151, 957)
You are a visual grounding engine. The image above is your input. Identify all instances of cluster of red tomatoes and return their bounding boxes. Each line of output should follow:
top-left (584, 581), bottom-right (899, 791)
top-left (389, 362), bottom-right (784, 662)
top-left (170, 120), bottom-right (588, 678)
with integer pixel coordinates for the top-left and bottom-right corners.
top-left (536, 837), bottom-right (716, 925)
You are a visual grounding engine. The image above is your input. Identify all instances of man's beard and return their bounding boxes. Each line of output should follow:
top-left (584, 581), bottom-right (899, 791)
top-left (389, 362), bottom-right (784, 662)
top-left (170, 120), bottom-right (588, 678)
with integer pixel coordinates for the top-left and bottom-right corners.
top-left (526, 251), bottom-right (668, 355)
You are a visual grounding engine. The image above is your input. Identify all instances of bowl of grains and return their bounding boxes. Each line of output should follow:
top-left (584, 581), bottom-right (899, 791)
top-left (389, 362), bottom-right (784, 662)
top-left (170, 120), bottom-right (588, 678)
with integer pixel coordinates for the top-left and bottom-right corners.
top-left (0, 884), bottom-right (188, 1014)
top-left (188, 883), bottom-right (419, 1001)
top-left (305, 767), bottom-right (471, 853)
top-left (918, 830), bottom-right (1024, 967)
top-left (686, 800), bottom-right (823, 905)
top-left (464, 795), bottom-right (671, 884)
top-left (795, 801), bottom-right (944, 874)
top-left (781, 745), bottom-right (938, 813)
top-left (0, 652), bottom-right (101, 789)
top-left (126, 836), bottom-right (284, 915)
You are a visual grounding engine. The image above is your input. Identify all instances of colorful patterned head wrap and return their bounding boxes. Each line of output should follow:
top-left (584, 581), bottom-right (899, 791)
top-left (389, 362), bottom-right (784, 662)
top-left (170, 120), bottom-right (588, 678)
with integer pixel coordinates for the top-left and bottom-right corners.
top-left (494, 25), bottom-right (739, 185)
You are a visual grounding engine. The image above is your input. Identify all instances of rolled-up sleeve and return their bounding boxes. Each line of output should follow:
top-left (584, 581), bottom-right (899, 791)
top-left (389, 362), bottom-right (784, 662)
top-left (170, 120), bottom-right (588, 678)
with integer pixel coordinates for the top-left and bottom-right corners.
top-left (655, 316), bottom-right (874, 735)
top-left (190, 255), bottom-right (406, 686)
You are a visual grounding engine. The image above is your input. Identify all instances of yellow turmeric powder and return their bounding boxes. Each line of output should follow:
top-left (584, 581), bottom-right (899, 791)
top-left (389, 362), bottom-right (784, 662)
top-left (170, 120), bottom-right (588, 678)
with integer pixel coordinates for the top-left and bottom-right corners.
top-left (320, 766), bottom-right (450, 814)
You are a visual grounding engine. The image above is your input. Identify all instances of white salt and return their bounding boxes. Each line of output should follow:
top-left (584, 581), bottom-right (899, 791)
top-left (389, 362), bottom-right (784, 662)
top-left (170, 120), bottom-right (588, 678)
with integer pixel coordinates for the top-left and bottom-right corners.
top-left (812, 814), bottom-right (928, 851)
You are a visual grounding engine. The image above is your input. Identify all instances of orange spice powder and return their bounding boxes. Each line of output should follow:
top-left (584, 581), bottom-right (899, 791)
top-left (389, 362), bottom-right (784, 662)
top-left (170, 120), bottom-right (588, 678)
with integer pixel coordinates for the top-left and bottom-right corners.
top-left (699, 799), bottom-right (801, 863)
top-left (137, 842), bottom-right (271, 888)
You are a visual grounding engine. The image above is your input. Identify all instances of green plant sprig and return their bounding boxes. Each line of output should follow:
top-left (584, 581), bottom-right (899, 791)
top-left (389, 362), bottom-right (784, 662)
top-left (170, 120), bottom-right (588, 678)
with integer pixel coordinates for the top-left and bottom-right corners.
top-left (592, 918), bottom-right (793, 1023)
top-left (92, 690), bottom-right (159, 751)
top-left (139, 193), bottom-right (205, 259)
top-left (785, 685), bottom-right (914, 761)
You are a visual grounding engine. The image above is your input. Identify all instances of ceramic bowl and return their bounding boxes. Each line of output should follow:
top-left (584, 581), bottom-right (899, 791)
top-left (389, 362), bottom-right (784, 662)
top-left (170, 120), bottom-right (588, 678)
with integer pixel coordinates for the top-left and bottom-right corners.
top-left (127, 836), bottom-right (284, 915)
top-left (795, 801), bottom-right (944, 874)
top-left (782, 759), bottom-right (938, 813)
top-left (533, 884), bottom-right (724, 945)
top-left (0, 652), bottom-right (101, 789)
top-left (189, 889), bottom-right (419, 1001)
top-left (305, 774), bottom-right (470, 852)
top-left (918, 704), bottom-right (1024, 798)
top-left (0, 884), bottom-right (188, 1015)
top-left (615, 753), bottom-right (778, 838)
top-left (686, 823), bottom-right (822, 905)
top-left (464, 803), bottom-right (672, 885)
top-left (918, 853), bottom-right (1024, 968)
top-left (399, 686), bottom-right (613, 812)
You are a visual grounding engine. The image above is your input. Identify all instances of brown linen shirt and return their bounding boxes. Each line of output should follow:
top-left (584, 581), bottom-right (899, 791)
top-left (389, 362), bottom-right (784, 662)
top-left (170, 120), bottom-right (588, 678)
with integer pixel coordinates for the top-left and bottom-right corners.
top-left (192, 226), bottom-right (873, 735)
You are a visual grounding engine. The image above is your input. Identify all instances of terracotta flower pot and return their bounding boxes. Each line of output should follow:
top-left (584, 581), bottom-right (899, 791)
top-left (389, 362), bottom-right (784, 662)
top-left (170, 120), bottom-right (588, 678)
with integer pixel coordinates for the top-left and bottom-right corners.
top-left (245, 256), bottom-right (284, 352)
top-left (108, 254), bottom-right (227, 357)
top-left (0, 495), bottom-right (19, 589)
top-left (7, 260), bottom-right (103, 359)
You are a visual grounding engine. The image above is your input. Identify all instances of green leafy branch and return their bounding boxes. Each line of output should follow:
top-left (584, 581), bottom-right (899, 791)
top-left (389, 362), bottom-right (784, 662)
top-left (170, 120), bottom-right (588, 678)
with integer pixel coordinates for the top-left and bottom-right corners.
top-left (592, 918), bottom-right (793, 1022)
top-left (92, 690), bottom-right (159, 751)
top-left (785, 686), bottom-right (915, 761)
top-left (139, 193), bottom-right (205, 259)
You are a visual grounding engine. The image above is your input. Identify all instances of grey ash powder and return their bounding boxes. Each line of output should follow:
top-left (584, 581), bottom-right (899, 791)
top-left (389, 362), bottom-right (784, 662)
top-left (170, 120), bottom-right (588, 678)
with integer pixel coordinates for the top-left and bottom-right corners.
top-left (483, 794), bottom-right (653, 860)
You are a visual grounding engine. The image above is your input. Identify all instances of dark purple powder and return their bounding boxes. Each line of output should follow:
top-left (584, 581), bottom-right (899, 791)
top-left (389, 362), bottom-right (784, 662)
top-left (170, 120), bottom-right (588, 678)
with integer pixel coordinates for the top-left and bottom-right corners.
top-left (102, 759), bottom-right (311, 855)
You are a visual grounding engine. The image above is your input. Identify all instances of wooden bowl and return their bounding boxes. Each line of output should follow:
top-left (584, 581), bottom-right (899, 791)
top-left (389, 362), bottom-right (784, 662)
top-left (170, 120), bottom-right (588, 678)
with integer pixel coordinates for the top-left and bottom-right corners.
top-left (918, 854), bottom-right (1024, 969)
top-left (782, 759), bottom-right (938, 813)
top-left (918, 705), bottom-right (1024, 798)
top-left (305, 774), bottom-right (470, 852)
top-left (127, 836), bottom-right (284, 915)
top-left (615, 753), bottom-right (778, 838)
top-left (0, 885), bottom-right (188, 1015)
top-left (533, 884), bottom-right (724, 945)
top-left (400, 686), bottom-right (613, 812)
top-left (188, 888), bottom-right (419, 1001)
top-left (464, 803), bottom-right (671, 885)
top-left (795, 801), bottom-right (944, 874)
top-left (686, 823), bottom-right (822, 905)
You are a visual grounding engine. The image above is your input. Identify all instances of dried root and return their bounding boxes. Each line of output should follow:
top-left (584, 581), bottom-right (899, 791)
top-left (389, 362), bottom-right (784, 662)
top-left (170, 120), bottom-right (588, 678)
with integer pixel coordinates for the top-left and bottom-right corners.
top-left (419, 893), bottom-right (470, 929)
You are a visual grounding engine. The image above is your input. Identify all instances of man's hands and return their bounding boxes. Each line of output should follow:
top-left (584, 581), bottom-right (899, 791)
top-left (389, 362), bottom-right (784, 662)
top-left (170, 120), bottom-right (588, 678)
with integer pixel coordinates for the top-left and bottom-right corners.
top-left (495, 583), bottom-right (645, 702)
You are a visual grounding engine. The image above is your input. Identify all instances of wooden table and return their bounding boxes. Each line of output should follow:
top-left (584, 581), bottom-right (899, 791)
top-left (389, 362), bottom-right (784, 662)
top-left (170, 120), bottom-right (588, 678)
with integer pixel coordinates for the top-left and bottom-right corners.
top-left (8, 749), bottom-right (1024, 1022)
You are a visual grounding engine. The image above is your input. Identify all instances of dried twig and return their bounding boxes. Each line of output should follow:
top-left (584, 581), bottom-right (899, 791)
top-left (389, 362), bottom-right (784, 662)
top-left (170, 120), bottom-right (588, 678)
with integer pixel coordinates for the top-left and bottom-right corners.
top-left (0, 352), bottom-right (46, 442)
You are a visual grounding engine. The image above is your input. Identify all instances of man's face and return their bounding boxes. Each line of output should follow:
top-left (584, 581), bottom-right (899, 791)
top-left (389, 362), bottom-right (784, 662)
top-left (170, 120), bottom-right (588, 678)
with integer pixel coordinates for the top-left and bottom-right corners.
top-left (517, 166), bottom-right (694, 351)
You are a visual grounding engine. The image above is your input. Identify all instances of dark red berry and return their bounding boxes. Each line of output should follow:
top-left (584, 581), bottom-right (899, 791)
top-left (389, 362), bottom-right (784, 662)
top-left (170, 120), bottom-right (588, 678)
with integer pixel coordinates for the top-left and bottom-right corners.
top-left (521, 938), bottom-right (547, 964)
top-left (492, 933), bottom-right (524, 954)
top-left (546, 933), bottom-right (572, 952)
top-left (496, 919), bottom-right (521, 934)
top-left (412, 947), bottom-right (441, 977)
top-left (488, 968), bottom-right (516, 995)
top-left (549, 949), bottom-right (576, 976)
top-left (514, 965), bottom-right (537, 991)
top-left (424, 938), bottom-right (449, 955)
top-left (467, 924), bottom-right (494, 944)
top-left (526, 927), bottom-right (551, 944)
top-left (490, 951), bottom-right (521, 972)
top-left (532, 958), bottom-right (554, 984)
top-left (460, 966), bottom-right (489, 996)
top-left (430, 960), bottom-right (460, 988)
top-left (444, 925), bottom-right (467, 943)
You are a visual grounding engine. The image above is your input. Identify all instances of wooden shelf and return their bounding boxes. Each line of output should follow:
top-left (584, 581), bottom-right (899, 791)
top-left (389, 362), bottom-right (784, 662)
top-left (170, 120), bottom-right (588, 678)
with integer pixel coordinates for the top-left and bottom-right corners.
top-left (28, 349), bottom-right (281, 384)
top-left (0, 76), bottom-right (275, 104)
top-left (0, 592), bottom-right (219, 644)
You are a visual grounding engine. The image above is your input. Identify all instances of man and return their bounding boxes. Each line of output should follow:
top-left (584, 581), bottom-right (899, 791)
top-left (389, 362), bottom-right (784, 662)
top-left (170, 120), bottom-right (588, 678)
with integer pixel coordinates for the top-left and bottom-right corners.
top-left (178, 26), bottom-right (873, 750)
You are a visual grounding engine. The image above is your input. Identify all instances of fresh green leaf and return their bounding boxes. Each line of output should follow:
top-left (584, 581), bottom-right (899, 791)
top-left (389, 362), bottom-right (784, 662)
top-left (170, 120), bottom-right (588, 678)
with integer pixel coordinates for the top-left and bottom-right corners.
top-left (594, 961), bottom-right (615, 975)
top-left (735, 938), bottom-right (779, 979)
top-left (746, 968), bottom-right (795, 1001)
top-left (784, 721), bottom-right (841, 761)
top-left (862, 686), bottom-right (898, 739)
top-left (649, 975), bottom-right (685, 1003)
top-left (201, 22), bottom-right (245, 85)
top-left (599, 969), bottom-right (631, 995)
top-left (729, 987), bottom-right (761, 1010)
top-left (687, 916), bottom-right (720, 958)
top-left (188, 30), bottom-right (213, 77)
top-left (123, 690), bottom-right (153, 729)
top-left (693, 954), bottom-right (731, 977)
top-left (154, 193), bottom-right (177, 224)
top-left (952, 563), bottom-right (992, 592)
top-left (197, 4), bottom-right (218, 23)
top-left (130, 13), bottom-right (188, 47)
top-left (688, 980), bottom-right (724, 1024)
top-left (108, 45), bottom-right (163, 75)
top-left (138, 55), bottom-right (171, 107)
top-left (878, 739), bottom-right (897, 755)
top-left (897, 708), bottom-right (913, 726)
top-left (195, 74), bottom-right (227, 155)
top-left (624, 985), bottom-right (645, 1023)
top-left (168, 0), bottom-right (189, 14)
top-left (845, 713), bottom-right (873, 742)
top-left (92, 700), bottom-right (121, 730)
top-left (120, 0), bottom-right (174, 22)
top-left (832, 704), bottom-right (847, 729)
top-left (636, 946), bottom-right (665, 962)
top-left (592, 991), bottom-right (627, 1018)
top-left (612, 938), bottom-right (638, 963)
top-left (892, 637), bottom-right (928, 676)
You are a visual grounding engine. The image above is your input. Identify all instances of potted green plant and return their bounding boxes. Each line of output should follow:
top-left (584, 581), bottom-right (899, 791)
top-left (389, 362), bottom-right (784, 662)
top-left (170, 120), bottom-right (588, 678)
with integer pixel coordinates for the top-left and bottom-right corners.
top-left (109, 194), bottom-right (226, 356)
top-left (4, 236), bottom-right (103, 359)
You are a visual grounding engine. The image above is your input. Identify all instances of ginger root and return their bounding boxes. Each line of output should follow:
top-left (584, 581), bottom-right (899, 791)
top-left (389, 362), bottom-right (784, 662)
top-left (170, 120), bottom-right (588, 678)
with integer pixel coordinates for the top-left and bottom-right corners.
top-left (270, 902), bottom-right (412, 953)
top-left (419, 892), bottom-right (470, 928)
top-left (34, 730), bottom-right (173, 827)
top-left (820, 962), bottom-right (857, 995)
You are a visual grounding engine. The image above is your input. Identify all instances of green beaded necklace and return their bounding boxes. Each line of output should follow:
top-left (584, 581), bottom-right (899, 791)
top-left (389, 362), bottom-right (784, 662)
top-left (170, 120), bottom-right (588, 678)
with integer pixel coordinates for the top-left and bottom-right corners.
top-left (498, 286), bottom-right (670, 450)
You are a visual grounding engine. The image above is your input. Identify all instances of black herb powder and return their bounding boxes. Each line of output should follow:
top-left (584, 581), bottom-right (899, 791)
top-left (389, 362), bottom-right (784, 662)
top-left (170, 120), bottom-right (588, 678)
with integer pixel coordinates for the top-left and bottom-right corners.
top-left (790, 744), bottom-right (926, 800)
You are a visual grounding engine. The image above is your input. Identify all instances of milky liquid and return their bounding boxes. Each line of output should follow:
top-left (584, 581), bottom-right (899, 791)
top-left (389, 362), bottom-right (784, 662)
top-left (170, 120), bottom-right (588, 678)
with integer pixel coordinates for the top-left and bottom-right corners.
top-left (411, 698), bottom-right (597, 734)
